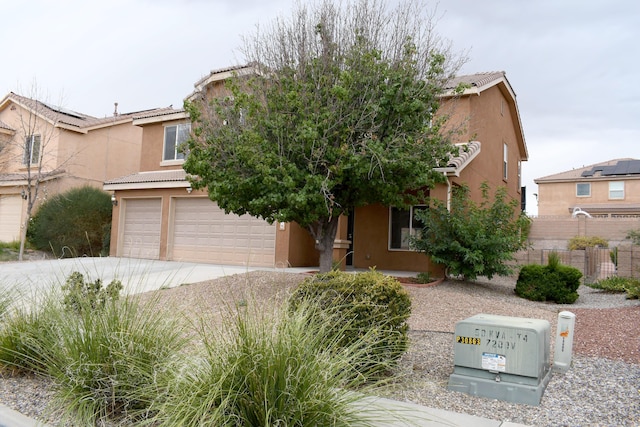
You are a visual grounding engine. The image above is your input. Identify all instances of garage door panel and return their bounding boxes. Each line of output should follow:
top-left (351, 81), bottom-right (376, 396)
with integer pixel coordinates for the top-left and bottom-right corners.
top-left (0, 196), bottom-right (23, 242)
top-left (121, 198), bottom-right (161, 260)
top-left (171, 198), bottom-right (275, 266)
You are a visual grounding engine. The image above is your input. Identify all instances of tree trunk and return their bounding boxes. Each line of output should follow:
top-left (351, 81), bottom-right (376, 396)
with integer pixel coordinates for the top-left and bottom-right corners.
top-left (18, 216), bottom-right (28, 261)
top-left (310, 215), bottom-right (340, 273)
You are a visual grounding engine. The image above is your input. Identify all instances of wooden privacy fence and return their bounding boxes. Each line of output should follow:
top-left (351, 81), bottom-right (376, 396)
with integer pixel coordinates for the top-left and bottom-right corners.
top-left (513, 244), bottom-right (640, 284)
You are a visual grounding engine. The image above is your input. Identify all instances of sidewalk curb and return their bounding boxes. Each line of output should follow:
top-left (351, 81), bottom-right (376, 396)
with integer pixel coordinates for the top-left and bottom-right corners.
top-left (0, 404), bottom-right (49, 427)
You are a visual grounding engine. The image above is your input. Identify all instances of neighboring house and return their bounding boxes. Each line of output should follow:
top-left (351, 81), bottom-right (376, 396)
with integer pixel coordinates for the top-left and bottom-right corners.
top-left (105, 67), bottom-right (528, 273)
top-left (534, 158), bottom-right (640, 217)
top-left (0, 92), bottom-right (168, 243)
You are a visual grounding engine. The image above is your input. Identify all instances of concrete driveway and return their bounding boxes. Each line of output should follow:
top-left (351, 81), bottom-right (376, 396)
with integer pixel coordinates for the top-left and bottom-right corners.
top-left (0, 257), bottom-right (310, 295)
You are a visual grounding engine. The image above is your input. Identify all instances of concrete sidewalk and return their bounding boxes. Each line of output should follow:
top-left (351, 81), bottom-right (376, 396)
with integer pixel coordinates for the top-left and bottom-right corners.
top-left (0, 397), bottom-right (530, 427)
top-left (0, 257), bottom-right (529, 427)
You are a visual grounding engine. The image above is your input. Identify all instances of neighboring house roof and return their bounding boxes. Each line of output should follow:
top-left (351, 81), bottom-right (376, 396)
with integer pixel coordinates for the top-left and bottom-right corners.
top-left (434, 141), bottom-right (481, 177)
top-left (0, 119), bottom-right (14, 133)
top-left (103, 169), bottom-right (190, 190)
top-left (132, 108), bottom-right (188, 126)
top-left (0, 92), bottom-right (172, 134)
top-left (0, 169), bottom-right (65, 187)
top-left (443, 71), bottom-right (527, 162)
top-left (535, 158), bottom-right (640, 183)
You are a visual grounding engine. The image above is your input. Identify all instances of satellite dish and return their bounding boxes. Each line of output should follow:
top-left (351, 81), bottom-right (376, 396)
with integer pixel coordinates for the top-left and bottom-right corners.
top-left (571, 207), bottom-right (592, 218)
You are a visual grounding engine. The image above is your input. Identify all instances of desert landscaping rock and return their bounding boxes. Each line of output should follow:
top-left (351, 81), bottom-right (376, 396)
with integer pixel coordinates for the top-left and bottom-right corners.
top-left (0, 271), bottom-right (638, 426)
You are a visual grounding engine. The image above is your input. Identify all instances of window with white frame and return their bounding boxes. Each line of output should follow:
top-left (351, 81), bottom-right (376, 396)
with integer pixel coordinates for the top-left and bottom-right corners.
top-left (23, 134), bottom-right (41, 165)
top-left (576, 183), bottom-right (591, 197)
top-left (503, 143), bottom-right (508, 180)
top-left (163, 123), bottom-right (190, 161)
top-left (389, 205), bottom-right (428, 250)
top-left (609, 181), bottom-right (624, 199)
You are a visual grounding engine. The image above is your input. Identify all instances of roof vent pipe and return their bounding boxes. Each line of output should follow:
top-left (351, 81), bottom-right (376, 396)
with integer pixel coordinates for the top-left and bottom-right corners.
top-left (113, 102), bottom-right (119, 117)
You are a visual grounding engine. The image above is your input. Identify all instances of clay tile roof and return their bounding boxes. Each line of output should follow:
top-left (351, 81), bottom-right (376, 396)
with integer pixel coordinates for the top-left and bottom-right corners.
top-left (8, 92), bottom-right (96, 128)
top-left (7, 92), bottom-right (172, 130)
top-left (435, 141), bottom-right (481, 177)
top-left (0, 169), bottom-right (65, 184)
top-left (193, 63), bottom-right (255, 88)
top-left (0, 119), bottom-right (13, 131)
top-left (104, 169), bottom-right (187, 186)
top-left (132, 107), bottom-right (186, 121)
top-left (444, 71), bottom-right (506, 91)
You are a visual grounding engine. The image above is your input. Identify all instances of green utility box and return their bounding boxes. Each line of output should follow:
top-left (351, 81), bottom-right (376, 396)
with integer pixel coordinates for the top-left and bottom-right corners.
top-left (448, 314), bottom-right (552, 406)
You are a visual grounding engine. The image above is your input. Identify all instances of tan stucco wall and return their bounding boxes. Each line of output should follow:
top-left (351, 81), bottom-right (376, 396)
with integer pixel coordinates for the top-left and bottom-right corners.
top-left (351, 203), bottom-right (438, 273)
top-left (274, 221), bottom-right (318, 268)
top-left (442, 85), bottom-right (524, 205)
top-left (59, 122), bottom-right (143, 185)
top-left (0, 103), bottom-right (62, 175)
top-left (537, 177), bottom-right (640, 216)
top-left (138, 120), bottom-right (188, 172)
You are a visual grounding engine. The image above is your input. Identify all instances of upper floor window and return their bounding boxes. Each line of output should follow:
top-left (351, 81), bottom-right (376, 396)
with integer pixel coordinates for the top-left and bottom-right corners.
top-left (389, 205), bottom-right (428, 250)
top-left (609, 181), bottom-right (624, 199)
top-left (576, 183), bottom-right (591, 197)
top-left (23, 134), bottom-right (41, 165)
top-left (163, 123), bottom-right (190, 161)
top-left (503, 143), bottom-right (508, 181)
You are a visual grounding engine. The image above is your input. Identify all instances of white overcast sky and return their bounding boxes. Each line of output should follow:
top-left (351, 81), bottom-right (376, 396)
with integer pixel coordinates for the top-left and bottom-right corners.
top-left (1, 0), bottom-right (638, 215)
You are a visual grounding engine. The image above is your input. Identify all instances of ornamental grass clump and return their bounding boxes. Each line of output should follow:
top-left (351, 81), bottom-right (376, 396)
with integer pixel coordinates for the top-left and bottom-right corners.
top-left (0, 272), bottom-right (189, 425)
top-left (588, 276), bottom-right (640, 299)
top-left (0, 290), bottom-right (60, 375)
top-left (154, 299), bottom-right (384, 427)
top-left (43, 290), bottom-right (188, 425)
top-left (288, 270), bottom-right (412, 380)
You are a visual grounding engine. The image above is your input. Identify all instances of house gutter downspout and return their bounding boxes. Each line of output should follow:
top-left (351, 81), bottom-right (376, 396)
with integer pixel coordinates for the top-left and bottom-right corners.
top-left (442, 171), bottom-right (452, 212)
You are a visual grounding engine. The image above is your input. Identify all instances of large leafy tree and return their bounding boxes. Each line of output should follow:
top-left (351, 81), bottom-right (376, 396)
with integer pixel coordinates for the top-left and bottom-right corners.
top-left (411, 183), bottom-right (531, 280)
top-left (184, 0), bottom-right (466, 272)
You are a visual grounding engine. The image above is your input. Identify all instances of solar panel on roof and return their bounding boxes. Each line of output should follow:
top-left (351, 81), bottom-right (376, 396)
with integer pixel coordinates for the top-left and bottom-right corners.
top-left (627, 160), bottom-right (640, 174)
top-left (582, 160), bottom-right (640, 176)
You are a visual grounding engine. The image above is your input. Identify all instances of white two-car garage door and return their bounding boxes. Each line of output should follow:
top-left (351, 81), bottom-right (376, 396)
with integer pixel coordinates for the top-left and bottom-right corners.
top-left (120, 198), bottom-right (162, 259)
top-left (170, 198), bottom-right (276, 267)
top-left (0, 196), bottom-right (23, 242)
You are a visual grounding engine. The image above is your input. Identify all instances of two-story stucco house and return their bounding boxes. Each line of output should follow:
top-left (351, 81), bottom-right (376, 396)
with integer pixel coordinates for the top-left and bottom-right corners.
top-left (534, 158), bottom-right (640, 217)
top-left (0, 92), bottom-right (168, 243)
top-left (105, 66), bottom-right (528, 274)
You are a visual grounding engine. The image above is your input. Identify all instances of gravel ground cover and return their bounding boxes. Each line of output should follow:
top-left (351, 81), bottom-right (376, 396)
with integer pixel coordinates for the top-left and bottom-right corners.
top-left (0, 271), bottom-right (638, 426)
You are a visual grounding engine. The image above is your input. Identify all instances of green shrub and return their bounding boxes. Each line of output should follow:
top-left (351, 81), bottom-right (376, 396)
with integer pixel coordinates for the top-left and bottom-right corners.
top-left (514, 264), bottom-right (548, 302)
top-left (626, 229), bottom-right (640, 245)
top-left (415, 271), bottom-right (432, 284)
top-left (288, 270), bottom-right (411, 379)
top-left (567, 236), bottom-right (608, 250)
top-left (411, 183), bottom-right (530, 280)
top-left (589, 276), bottom-right (640, 299)
top-left (28, 186), bottom-right (112, 257)
top-left (515, 260), bottom-right (582, 304)
top-left (61, 271), bottom-right (122, 314)
top-left (627, 282), bottom-right (640, 299)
